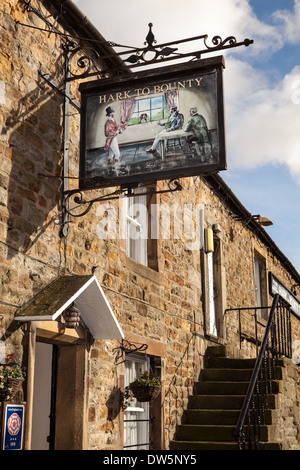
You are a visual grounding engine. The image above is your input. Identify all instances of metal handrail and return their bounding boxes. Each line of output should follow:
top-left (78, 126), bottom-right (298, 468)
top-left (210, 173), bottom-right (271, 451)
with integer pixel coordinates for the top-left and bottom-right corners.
top-left (234, 294), bottom-right (279, 446)
top-left (234, 293), bottom-right (294, 449)
top-left (224, 305), bottom-right (273, 352)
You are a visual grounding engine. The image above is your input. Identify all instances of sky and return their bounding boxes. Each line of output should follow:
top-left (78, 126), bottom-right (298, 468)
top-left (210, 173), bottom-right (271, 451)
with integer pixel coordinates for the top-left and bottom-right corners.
top-left (73, 0), bottom-right (300, 274)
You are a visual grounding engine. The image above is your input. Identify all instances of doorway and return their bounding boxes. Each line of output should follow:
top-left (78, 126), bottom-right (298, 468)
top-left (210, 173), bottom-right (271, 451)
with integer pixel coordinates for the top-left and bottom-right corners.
top-left (30, 340), bottom-right (86, 450)
top-left (31, 342), bottom-right (57, 450)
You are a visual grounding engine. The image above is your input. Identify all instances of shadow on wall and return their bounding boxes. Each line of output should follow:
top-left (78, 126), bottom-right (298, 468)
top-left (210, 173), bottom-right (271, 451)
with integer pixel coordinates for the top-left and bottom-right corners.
top-left (106, 385), bottom-right (123, 421)
top-left (2, 70), bottom-right (66, 261)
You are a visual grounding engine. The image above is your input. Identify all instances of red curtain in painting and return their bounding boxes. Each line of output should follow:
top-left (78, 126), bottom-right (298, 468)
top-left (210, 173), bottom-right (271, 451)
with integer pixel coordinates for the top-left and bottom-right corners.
top-left (121, 98), bottom-right (136, 124)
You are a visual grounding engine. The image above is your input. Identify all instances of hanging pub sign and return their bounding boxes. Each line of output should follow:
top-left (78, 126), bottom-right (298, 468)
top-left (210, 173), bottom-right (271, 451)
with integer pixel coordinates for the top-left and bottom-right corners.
top-left (79, 56), bottom-right (226, 190)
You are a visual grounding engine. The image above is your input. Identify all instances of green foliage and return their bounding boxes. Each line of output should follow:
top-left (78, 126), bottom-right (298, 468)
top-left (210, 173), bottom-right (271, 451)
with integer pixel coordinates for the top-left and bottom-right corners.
top-left (3, 362), bottom-right (26, 379)
top-left (128, 371), bottom-right (161, 387)
top-left (0, 360), bottom-right (26, 402)
top-left (122, 371), bottom-right (161, 410)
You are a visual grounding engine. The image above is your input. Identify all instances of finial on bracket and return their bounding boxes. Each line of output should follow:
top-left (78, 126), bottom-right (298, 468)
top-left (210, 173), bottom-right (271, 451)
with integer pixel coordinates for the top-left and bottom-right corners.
top-left (145, 22), bottom-right (156, 48)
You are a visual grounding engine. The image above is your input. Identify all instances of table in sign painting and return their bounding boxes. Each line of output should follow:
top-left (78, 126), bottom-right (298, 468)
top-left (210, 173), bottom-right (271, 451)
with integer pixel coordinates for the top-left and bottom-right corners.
top-left (158, 129), bottom-right (193, 160)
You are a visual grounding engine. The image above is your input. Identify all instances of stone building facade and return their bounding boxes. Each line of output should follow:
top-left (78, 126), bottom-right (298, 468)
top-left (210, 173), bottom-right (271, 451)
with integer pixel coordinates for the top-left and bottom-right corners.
top-left (0, 0), bottom-right (299, 451)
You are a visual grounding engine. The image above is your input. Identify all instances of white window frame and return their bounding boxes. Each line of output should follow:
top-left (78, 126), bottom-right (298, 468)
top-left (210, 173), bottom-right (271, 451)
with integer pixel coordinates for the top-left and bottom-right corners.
top-left (126, 187), bottom-right (148, 266)
top-left (207, 251), bottom-right (217, 336)
top-left (124, 355), bottom-right (150, 450)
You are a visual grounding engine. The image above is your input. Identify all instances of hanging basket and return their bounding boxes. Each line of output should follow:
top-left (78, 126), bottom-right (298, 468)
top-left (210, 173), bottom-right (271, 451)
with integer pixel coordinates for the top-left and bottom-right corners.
top-left (7, 378), bottom-right (24, 393)
top-left (0, 378), bottom-right (24, 401)
top-left (130, 385), bottom-right (161, 402)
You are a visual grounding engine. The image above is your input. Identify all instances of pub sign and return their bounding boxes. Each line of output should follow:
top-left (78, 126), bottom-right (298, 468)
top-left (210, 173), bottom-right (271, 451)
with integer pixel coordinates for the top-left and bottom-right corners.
top-left (79, 57), bottom-right (226, 190)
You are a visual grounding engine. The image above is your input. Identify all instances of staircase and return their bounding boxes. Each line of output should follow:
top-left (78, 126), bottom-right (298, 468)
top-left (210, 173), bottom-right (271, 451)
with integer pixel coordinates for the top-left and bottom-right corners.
top-left (170, 346), bottom-right (283, 450)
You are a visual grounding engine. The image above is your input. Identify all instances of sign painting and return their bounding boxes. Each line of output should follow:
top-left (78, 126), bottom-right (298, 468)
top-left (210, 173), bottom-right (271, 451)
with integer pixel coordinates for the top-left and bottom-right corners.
top-left (79, 58), bottom-right (226, 189)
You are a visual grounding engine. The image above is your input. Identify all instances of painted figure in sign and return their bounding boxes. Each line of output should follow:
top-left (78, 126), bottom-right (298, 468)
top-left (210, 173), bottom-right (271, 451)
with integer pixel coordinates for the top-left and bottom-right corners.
top-left (146, 106), bottom-right (183, 157)
top-left (104, 106), bottom-right (125, 169)
top-left (184, 107), bottom-right (212, 158)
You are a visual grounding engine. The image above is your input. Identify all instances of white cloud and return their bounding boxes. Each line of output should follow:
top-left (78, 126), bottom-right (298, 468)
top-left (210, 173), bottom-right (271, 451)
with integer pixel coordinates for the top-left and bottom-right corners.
top-left (224, 59), bottom-right (300, 182)
top-left (273, 0), bottom-right (300, 44)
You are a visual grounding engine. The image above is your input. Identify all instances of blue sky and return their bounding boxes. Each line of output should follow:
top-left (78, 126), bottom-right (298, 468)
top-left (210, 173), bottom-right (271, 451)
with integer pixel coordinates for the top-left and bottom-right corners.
top-left (73, 0), bottom-right (300, 273)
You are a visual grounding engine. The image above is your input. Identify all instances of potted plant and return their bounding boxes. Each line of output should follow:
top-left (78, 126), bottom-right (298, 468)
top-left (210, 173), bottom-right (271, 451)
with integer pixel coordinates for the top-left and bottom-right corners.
top-left (0, 360), bottom-right (26, 402)
top-left (123, 371), bottom-right (161, 410)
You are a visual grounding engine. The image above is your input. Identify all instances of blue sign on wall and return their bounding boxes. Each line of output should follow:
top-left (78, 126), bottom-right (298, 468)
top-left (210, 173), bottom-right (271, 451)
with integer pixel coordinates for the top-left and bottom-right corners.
top-left (2, 404), bottom-right (25, 450)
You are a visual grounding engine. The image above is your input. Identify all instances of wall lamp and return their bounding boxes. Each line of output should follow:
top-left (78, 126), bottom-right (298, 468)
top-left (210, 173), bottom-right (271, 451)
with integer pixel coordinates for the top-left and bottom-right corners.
top-left (253, 214), bottom-right (273, 226)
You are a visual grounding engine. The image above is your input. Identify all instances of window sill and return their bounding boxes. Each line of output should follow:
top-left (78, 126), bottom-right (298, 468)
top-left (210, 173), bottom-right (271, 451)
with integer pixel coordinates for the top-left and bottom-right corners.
top-left (120, 252), bottom-right (163, 285)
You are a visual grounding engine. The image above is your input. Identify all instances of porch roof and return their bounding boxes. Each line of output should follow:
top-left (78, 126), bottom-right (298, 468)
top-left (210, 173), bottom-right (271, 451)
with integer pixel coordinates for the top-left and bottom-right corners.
top-left (14, 275), bottom-right (124, 341)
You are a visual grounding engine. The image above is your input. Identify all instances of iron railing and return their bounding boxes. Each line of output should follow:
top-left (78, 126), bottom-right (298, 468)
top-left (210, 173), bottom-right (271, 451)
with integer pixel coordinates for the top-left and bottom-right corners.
top-left (230, 294), bottom-right (293, 449)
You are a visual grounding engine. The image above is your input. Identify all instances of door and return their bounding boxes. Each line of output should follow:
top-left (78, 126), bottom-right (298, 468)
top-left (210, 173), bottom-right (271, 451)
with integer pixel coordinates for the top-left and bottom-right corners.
top-left (124, 355), bottom-right (150, 450)
top-left (31, 342), bottom-right (57, 450)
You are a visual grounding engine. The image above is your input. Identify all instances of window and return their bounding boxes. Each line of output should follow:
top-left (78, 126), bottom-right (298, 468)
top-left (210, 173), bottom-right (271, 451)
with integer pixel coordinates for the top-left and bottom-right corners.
top-left (128, 96), bottom-right (169, 126)
top-left (254, 252), bottom-right (268, 318)
top-left (125, 186), bottom-right (158, 270)
top-left (126, 187), bottom-right (148, 266)
top-left (124, 355), bottom-right (150, 450)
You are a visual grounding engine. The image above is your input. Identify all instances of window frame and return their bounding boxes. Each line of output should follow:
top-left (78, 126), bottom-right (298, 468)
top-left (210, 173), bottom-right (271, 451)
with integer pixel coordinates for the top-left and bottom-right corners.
top-left (128, 95), bottom-right (169, 126)
top-left (253, 250), bottom-right (268, 319)
top-left (124, 185), bottom-right (159, 270)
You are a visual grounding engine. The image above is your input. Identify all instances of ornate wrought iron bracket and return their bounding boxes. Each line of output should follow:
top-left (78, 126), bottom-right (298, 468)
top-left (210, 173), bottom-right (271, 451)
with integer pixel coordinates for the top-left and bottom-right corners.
top-left (66, 23), bottom-right (254, 80)
top-left (37, 172), bottom-right (182, 236)
top-left (61, 178), bottom-right (182, 220)
top-left (124, 23), bottom-right (253, 67)
top-left (113, 339), bottom-right (148, 365)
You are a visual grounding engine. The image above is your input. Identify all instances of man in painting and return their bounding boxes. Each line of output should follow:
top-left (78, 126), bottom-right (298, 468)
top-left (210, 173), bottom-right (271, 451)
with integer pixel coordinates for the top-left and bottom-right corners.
top-left (146, 105), bottom-right (183, 156)
top-left (184, 107), bottom-right (211, 157)
top-left (104, 106), bottom-right (124, 168)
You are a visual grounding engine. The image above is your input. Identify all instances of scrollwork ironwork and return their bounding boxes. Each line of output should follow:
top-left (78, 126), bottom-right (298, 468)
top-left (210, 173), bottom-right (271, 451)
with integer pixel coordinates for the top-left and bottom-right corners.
top-left (113, 339), bottom-right (148, 365)
top-left (122, 24), bottom-right (253, 69)
top-left (59, 179), bottom-right (182, 237)
top-left (67, 45), bottom-right (103, 79)
top-left (62, 179), bottom-right (182, 218)
top-left (125, 23), bottom-right (178, 65)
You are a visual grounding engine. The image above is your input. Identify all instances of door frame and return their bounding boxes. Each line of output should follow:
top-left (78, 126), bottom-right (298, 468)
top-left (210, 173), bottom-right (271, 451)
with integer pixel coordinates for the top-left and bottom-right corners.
top-left (24, 321), bottom-right (88, 450)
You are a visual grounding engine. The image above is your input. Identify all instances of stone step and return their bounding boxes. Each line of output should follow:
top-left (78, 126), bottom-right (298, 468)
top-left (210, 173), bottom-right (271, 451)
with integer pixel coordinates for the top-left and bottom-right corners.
top-left (188, 394), bottom-right (277, 410)
top-left (170, 346), bottom-right (284, 451)
top-left (177, 424), bottom-right (274, 442)
top-left (201, 366), bottom-right (283, 382)
top-left (169, 440), bottom-right (282, 450)
top-left (184, 408), bottom-right (274, 425)
top-left (205, 356), bottom-right (285, 370)
top-left (204, 357), bottom-right (257, 369)
top-left (204, 345), bottom-right (242, 358)
top-left (194, 380), bottom-right (281, 395)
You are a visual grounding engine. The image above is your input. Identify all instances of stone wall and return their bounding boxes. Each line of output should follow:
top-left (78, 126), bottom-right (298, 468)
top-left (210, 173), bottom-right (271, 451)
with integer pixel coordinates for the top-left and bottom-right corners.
top-left (0, 0), bottom-right (65, 364)
top-left (274, 358), bottom-right (300, 450)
